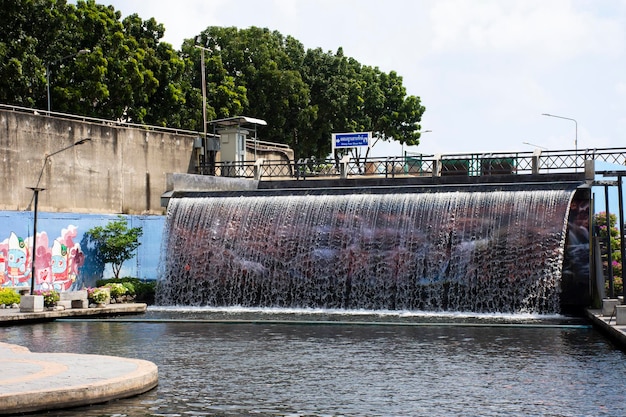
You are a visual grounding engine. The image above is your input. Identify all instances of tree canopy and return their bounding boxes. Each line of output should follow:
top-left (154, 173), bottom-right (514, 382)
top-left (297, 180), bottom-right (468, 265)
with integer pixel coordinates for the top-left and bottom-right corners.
top-left (0, 0), bottom-right (426, 158)
top-left (85, 215), bottom-right (143, 280)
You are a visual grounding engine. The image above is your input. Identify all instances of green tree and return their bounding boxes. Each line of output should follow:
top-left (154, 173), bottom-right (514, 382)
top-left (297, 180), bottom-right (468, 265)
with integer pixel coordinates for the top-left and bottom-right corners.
top-left (0, 0), bottom-right (191, 127)
top-left (85, 216), bottom-right (143, 280)
top-left (0, 3), bottom-right (426, 156)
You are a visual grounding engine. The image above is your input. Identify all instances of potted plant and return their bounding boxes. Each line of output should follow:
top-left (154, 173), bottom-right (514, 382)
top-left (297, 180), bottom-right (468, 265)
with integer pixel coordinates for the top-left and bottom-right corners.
top-left (87, 287), bottom-right (110, 307)
top-left (36, 289), bottom-right (60, 309)
top-left (106, 282), bottom-right (127, 303)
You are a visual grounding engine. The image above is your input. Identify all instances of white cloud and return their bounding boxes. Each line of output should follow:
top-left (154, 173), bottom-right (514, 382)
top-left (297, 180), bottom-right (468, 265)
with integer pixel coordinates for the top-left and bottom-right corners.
top-left (67, 0), bottom-right (626, 156)
top-left (429, 0), bottom-right (623, 62)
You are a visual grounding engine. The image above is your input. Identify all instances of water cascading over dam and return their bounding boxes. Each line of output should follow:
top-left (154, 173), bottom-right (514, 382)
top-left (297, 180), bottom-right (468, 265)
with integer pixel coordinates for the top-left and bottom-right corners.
top-left (157, 185), bottom-right (579, 314)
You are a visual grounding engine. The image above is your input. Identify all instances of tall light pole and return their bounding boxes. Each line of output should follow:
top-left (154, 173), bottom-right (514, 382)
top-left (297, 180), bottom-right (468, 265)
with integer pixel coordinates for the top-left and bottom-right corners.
top-left (195, 37), bottom-right (211, 174)
top-left (28, 138), bottom-right (91, 294)
top-left (46, 49), bottom-right (90, 114)
top-left (541, 113), bottom-right (577, 152)
top-left (404, 130), bottom-right (432, 156)
top-left (194, 37), bottom-right (221, 175)
top-left (522, 141), bottom-right (548, 150)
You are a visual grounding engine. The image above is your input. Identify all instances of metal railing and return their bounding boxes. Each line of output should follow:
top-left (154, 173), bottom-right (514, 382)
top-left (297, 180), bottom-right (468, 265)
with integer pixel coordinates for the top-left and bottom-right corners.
top-left (209, 148), bottom-right (626, 180)
top-left (0, 103), bottom-right (201, 137)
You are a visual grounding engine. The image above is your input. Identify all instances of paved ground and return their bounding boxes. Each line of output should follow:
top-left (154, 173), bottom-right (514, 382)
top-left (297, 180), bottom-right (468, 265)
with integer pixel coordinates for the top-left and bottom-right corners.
top-left (0, 303), bottom-right (148, 323)
top-left (585, 308), bottom-right (626, 348)
top-left (0, 304), bottom-right (157, 415)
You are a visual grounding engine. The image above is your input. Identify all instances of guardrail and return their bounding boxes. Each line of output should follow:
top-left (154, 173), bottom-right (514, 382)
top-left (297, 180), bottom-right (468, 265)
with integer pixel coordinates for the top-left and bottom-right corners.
top-left (206, 148), bottom-right (626, 180)
top-left (0, 103), bottom-right (201, 137)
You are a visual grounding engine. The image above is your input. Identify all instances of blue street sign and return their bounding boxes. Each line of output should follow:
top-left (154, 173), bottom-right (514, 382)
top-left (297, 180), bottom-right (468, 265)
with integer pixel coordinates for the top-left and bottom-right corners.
top-left (332, 132), bottom-right (371, 149)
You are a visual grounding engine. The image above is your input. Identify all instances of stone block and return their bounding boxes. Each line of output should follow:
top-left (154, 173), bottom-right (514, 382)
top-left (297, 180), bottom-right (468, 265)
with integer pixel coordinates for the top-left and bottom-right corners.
top-left (71, 299), bottom-right (89, 309)
top-left (616, 305), bottom-right (626, 325)
top-left (59, 290), bottom-right (88, 301)
top-left (20, 295), bottom-right (44, 313)
top-left (58, 290), bottom-right (89, 309)
top-left (602, 299), bottom-right (620, 316)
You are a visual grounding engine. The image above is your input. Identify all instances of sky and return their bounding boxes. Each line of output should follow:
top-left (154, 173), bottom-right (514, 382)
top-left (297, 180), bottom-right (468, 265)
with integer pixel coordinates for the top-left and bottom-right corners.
top-left (96, 0), bottom-right (626, 160)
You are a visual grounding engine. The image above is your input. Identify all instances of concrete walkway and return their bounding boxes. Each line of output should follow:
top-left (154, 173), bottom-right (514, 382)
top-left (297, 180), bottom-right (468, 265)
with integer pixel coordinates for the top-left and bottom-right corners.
top-left (0, 303), bottom-right (157, 414)
top-left (585, 308), bottom-right (626, 348)
top-left (0, 341), bottom-right (158, 415)
top-left (0, 302), bottom-right (148, 324)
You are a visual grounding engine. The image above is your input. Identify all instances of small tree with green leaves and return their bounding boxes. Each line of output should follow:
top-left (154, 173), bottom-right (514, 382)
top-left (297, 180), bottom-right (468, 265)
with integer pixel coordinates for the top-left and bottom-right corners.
top-left (86, 216), bottom-right (143, 280)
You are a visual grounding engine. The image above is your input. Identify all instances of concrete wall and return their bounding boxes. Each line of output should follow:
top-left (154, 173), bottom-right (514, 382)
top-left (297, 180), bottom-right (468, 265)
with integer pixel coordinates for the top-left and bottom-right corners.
top-left (0, 107), bottom-right (198, 215)
top-left (0, 210), bottom-right (164, 288)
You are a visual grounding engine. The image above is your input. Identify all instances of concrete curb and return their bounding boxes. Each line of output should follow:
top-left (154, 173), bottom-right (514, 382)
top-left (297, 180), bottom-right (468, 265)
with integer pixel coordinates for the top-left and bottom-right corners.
top-left (0, 303), bottom-right (148, 324)
top-left (0, 342), bottom-right (158, 415)
top-left (585, 308), bottom-right (626, 349)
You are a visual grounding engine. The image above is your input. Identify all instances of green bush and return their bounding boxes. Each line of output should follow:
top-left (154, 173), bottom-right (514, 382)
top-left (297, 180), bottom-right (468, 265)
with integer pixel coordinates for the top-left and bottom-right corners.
top-left (105, 282), bottom-right (127, 298)
top-left (122, 281), bottom-right (135, 295)
top-left (96, 277), bottom-right (156, 304)
top-left (0, 288), bottom-right (20, 305)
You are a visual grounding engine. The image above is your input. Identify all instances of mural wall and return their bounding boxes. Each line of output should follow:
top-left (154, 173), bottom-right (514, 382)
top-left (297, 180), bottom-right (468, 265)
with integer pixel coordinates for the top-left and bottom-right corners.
top-left (0, 211), bottom-right (164, 291)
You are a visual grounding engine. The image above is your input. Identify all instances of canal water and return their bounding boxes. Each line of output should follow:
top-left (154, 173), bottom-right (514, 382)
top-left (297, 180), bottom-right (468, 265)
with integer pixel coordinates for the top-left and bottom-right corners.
top-left (2, 307), bottom-right (626, 416)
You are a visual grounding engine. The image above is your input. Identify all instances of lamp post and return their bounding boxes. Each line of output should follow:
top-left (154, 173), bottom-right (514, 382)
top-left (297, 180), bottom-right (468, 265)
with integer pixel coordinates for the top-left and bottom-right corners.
top-left (194, 38), bottom-right (211, 174)
top-left (522, 141), bottom-right (548, 151)
top-left (27, 138), bottom-right (91, 294)
top-left (195, 37), bottom-right (222, 175)
top-left (46, 49), bottom-right (90, 114)
top-left (541, 113), bottom-right (578, 165)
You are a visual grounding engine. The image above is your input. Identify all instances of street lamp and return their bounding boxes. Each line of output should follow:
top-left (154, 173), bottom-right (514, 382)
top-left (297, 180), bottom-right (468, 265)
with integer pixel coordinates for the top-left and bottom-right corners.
top-left (46, 49), bottom-right (90, 114)
top-left (541, 113), bottom-right (577, 152)
top-left (194, 37), bottom-right (221, 175)
top-left (27, 138), bottom-right (91, 294)
top-left (522, 141), bottom-right (548, 150)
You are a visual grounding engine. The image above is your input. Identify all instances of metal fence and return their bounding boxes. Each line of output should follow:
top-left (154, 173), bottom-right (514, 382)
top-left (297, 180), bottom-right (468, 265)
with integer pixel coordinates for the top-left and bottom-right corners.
top-left (211, 148), bottom-right (626, 180)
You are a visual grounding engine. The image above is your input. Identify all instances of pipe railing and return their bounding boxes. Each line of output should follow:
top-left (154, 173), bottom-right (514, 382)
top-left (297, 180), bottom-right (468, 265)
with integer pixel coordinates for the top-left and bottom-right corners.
top-left (206, 147), bottom-right (626, 180)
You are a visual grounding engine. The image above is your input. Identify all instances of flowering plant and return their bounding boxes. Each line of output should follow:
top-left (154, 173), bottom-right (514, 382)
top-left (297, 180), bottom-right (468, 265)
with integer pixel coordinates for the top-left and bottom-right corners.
top-left (106, 283), bottom-right (127, 299)
top-left (35, 289), bottom-right (60, 308)
top-left (87, 287), bottom-right (109, 304)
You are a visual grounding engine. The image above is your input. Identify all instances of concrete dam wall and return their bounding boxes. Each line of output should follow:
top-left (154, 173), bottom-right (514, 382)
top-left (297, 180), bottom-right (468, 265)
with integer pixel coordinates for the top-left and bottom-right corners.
top-left (0, 106), bottom-right (198, 215)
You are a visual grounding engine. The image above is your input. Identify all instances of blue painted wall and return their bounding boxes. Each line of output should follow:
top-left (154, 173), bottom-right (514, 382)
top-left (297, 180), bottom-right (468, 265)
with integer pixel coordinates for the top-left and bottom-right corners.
top-left (0, 210), bottom-right (164, 290)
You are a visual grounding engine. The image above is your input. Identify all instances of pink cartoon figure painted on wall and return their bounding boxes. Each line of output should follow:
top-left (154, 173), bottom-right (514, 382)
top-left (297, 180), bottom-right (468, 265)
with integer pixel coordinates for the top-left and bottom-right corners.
top-left (6, 232), bottom-right (30, 287)
top-left (0, 226), bottom-right (85, 291)
top-left (50, 240), bottom-right (72, 291)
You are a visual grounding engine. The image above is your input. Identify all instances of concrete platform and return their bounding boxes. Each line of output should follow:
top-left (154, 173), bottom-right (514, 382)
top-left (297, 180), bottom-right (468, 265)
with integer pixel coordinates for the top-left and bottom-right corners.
top-left (0, 342), bottom-right (158, 415)
top-left (585, 308), bottom-right (626, 349)
top-left (0, 303), bottom-right (148, 325)
top-left (0, 303), bottom-right (157, 414)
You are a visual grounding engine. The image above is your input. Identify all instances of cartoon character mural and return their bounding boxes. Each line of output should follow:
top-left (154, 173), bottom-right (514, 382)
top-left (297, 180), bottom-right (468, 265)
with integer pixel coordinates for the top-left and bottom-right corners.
top-left (1, 232), bottom-right (30, 286)
top-left (0, 226), bottom-right (85, 291)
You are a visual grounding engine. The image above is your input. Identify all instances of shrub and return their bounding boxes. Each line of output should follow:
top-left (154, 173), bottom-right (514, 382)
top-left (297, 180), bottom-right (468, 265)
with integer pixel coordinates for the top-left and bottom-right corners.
top-left (96, 277), bottom-right (156, 304)
top-left (0, 288), bottom-right (20, 305)
top-left (35, 289), bottom-right (60, 307)
top-left (105, 282), bottom-right (127, 298)
top-left (87, 287), bottom-right (109, 304)
top-left (122, 281), bottom-right (135, 295)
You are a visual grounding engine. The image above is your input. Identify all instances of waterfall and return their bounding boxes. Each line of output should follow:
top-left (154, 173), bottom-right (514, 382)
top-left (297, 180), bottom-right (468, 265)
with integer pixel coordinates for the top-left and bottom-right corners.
top-left (157, 187), bottom-right (575, 314)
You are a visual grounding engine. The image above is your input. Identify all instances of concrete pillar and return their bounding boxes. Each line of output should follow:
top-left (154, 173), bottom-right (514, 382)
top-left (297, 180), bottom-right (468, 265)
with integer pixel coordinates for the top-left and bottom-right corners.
top-left (339, 155), bottom-right (350, 179)
top-left (584, 160), bottom-right (595, 182)
top-left (433, 154), bottom-right (442, 177)
top-left (254, 158), bottom-right (264, 181)
top-left (616, 305), bottom-right (626, 325)
top-left (532, 149), bottom-right (542, 174)
top-left (602, 299), bottom-right (620, 316)
top-left (20, 295), bottom-right (44, 313)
